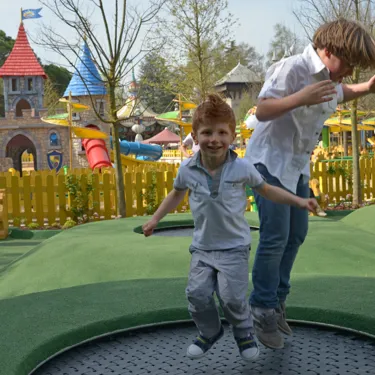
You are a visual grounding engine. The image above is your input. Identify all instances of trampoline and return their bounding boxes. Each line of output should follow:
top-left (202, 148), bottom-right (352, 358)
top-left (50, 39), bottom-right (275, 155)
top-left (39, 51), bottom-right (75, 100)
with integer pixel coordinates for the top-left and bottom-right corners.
top-left (32, 321), bottom-right (375, 375)
top-left (152, 226), bottom-right (259, 237)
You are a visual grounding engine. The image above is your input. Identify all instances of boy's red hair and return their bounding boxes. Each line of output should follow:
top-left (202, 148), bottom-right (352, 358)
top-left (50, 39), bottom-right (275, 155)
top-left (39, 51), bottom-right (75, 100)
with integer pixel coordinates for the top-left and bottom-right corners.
top-left (192, 93), bottom-right (236, 133)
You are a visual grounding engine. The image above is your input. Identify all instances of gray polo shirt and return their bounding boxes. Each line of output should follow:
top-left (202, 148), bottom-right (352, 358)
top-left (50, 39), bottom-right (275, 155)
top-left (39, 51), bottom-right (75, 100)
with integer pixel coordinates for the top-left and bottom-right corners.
top-left (174, 150), bottom-right (264, 250)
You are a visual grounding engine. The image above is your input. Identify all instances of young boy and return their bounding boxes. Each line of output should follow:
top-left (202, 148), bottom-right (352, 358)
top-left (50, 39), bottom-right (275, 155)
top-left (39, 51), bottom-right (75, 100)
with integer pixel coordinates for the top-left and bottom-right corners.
top-left (245, 18), bottom-right (375, 350)
top-left (143, 94), bottom-right (317, 361)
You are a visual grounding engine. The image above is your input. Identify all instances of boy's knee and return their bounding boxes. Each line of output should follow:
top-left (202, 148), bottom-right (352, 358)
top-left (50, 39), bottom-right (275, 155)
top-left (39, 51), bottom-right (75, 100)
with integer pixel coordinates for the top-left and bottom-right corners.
top-left (186, 288), bottom-right (213, 311)
top-left (219, 297), bottom-right (248, 323)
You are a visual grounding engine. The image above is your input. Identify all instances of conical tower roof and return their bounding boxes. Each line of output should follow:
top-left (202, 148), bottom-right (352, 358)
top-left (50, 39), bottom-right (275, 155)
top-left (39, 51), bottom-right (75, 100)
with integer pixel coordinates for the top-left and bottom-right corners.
top-left (0, 23), bottom-right (46, 78)
top-left (64, 42), bottom-right (106, 97)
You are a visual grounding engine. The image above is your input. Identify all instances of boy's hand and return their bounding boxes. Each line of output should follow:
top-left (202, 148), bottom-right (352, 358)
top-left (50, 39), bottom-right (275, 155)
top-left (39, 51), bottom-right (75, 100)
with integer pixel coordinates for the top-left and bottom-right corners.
top-left (142, 218), bottom-right (158, 237)
top-left (298, 197), bottom-right (318, 213)
top-left (296, 80), bottom-right (337, 106)
top-left (367, 75), bottom-right (375, 93)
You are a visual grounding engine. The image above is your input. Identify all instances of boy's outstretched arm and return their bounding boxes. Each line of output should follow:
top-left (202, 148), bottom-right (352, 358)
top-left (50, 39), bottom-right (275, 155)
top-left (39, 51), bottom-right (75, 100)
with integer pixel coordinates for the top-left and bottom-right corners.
top-left (253, 183), bottom-right (318, 212)
top-left (142, 189), bottom-right (187, 236)
top-left (256, 80), bottom-right (336, 121)
top-left (342, 75), bottom-right (375, 102)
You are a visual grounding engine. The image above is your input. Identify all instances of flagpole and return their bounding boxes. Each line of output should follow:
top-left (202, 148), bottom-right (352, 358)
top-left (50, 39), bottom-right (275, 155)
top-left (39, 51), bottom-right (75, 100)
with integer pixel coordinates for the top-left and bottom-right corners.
top-left (20, 8), bottom-right (22, 23)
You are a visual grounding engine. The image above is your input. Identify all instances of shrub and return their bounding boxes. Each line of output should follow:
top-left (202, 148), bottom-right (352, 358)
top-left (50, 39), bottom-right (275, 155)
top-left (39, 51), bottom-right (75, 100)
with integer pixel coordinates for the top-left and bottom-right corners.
top-left (27, 222), bottom-right (40, 230)
top-left (62, 219), bottom-right (77, 230)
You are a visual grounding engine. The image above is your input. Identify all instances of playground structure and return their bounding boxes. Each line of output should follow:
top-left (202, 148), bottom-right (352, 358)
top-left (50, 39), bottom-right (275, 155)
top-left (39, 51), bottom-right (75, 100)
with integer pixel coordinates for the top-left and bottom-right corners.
top-left (0, 22), bottom-right (163, 176)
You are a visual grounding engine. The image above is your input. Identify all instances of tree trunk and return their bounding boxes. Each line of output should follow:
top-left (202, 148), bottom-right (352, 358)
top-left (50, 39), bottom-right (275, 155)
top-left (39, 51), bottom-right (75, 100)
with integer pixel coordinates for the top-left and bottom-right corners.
top-left (350, 0), bottom-right (361, 208)
top-left (351, 97), bottom-right (362, 207)
top-left (108, 81), bottom-right (126, 217)
top-left (112, 123), bottom-right (126, 216)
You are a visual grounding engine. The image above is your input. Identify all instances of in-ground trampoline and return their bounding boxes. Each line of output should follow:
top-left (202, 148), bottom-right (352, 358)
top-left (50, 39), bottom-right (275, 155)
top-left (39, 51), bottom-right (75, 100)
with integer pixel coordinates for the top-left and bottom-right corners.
top-left (32, 321), bottom-right (375, 375)
top-left (152, 225), bottom-right (258, 237)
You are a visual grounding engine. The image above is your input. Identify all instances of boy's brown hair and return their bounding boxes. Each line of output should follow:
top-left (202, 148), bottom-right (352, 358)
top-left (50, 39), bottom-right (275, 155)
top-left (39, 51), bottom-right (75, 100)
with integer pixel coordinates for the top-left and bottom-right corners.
top-left (313, 18), bottom-right (375, 69)
top-left (192, 93), bottom-right (236, 133)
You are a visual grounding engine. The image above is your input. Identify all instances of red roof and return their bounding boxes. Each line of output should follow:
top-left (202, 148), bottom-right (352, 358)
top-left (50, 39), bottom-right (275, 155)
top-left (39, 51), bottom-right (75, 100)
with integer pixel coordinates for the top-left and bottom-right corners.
top-left (142, 128), bottom-right (181, 144)
top-left (0, 23), bottom-right (46, 78)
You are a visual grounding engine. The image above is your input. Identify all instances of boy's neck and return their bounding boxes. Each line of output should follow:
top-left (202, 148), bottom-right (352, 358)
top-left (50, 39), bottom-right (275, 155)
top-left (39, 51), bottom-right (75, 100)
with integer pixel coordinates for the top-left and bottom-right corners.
top-left (200, 152), bottom-right (227, 175)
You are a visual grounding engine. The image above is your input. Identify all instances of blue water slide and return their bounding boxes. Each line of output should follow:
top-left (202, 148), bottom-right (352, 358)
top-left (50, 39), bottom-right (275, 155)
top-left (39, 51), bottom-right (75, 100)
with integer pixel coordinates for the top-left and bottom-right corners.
top-left (110, 137), bottom-right (163, 161)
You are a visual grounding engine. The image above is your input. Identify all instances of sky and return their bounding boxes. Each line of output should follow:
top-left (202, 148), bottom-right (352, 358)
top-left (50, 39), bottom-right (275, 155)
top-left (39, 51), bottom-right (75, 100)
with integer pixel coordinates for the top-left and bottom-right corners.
top-left (0, 0), bottom-right (305, 70)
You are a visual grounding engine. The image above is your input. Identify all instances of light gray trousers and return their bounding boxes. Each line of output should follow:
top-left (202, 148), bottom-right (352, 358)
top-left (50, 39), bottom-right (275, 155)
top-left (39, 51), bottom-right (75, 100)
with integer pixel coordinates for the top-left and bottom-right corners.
top-left (186, 246), bottom-right (253, 339)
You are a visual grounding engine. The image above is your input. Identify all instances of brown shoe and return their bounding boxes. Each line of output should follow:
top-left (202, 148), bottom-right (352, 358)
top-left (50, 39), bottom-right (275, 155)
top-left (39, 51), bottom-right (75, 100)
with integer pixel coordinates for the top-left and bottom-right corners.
top-left (251, 306), bottom-right (284, 349)
top-left (276, 302), bottom-right (293, 336)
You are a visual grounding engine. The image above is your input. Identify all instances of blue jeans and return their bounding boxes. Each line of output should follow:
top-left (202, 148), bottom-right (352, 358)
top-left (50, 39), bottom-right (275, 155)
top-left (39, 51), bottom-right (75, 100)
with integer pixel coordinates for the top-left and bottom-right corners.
top-left (250, 164), bottom-right (309, 309)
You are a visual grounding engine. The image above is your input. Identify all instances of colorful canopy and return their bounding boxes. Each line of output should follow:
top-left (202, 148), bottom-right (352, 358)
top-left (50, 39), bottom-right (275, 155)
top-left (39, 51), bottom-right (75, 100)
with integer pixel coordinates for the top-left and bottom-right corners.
top-left (142, 128), bottom-right (180, 144)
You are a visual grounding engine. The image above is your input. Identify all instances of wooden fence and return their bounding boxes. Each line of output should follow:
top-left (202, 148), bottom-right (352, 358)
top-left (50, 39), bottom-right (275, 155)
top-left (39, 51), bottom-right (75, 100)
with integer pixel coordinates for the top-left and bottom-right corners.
top-left (310, 157), bottom-right (375, 202)
top-left (1, 157), bottom-right (375, 227)
top-left (0, 165), bottom-right (187, 227)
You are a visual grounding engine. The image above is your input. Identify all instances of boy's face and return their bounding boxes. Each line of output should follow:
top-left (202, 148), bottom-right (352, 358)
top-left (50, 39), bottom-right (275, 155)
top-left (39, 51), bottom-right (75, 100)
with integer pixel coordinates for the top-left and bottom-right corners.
top-left (192, 122), bottom-right (235, 159)
top-left (323, 48), bottom-right (354, 82)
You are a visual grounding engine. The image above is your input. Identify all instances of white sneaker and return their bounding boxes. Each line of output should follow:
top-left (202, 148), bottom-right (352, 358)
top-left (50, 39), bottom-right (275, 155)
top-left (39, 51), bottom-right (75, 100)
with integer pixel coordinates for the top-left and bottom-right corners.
top-left (235, 333), bottom-right (260, 361)
top-left (186, 326), bottom-right (224, 359)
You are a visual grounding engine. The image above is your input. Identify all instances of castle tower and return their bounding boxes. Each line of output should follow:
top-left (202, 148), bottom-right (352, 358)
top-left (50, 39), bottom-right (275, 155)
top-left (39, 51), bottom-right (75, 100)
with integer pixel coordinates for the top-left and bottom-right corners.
top-left (0, 23), bottom-right (62, 173)
top-left (63, 42), bottom-right (111, 168)
top-left (0, 23), bottom-right (46, 117)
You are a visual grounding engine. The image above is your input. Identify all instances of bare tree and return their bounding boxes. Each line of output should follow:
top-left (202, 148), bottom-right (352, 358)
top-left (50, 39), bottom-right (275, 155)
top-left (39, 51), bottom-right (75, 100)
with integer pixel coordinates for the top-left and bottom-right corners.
top-left (159, 0), bottom-right (235, 101)
top-left (294, 0), bottom-right (375, 207)
top-left (37, 0), bottom-right (166, 217)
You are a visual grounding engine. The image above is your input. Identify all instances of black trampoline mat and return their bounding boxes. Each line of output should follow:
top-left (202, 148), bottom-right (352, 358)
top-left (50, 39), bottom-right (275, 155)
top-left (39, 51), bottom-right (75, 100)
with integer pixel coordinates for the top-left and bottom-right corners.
top-left (32, 322), bottom-right (375, 375)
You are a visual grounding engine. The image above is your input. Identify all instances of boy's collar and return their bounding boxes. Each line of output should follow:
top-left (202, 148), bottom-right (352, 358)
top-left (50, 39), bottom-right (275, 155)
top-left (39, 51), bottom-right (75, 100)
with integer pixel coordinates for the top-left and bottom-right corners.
top-left (303, 44), bottom-right (330, 77)
top-left (186, 149), bottom-right (237, 168)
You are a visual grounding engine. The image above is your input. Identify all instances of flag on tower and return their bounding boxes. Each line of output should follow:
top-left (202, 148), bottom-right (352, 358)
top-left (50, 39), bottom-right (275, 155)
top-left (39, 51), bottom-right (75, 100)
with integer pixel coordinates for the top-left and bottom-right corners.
top-left (21, 8), bottom-right (43, 20)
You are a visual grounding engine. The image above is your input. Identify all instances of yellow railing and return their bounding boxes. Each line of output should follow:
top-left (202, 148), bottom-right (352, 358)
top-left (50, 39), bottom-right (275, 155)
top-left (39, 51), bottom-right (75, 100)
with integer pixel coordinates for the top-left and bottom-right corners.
top-left (1, 157), bottom-right (375, 228)
top-left (310, 158), bottom-right (375, 202)
top-left (162, 149), bottom-right (247, 159)
top-left (0, 189), bottom-right (8, 239)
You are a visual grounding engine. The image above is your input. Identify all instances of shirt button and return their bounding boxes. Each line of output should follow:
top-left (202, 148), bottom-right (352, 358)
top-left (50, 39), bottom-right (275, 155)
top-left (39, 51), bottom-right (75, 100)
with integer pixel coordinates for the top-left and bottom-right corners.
top-left (315, 132), bottom-right (319, 135)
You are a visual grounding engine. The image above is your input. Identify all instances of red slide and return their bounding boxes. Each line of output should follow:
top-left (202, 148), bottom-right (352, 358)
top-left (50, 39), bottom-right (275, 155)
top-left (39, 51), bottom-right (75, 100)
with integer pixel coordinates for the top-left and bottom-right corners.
top-left (82, 125), bottom-right (112, 169)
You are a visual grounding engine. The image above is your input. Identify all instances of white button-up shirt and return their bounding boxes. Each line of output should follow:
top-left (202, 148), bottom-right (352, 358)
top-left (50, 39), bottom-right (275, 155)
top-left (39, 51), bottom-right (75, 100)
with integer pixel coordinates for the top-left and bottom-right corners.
top-left (245, 44), bottom-right (344, 193)
top-left (183, 133), bottom-right (200, 154)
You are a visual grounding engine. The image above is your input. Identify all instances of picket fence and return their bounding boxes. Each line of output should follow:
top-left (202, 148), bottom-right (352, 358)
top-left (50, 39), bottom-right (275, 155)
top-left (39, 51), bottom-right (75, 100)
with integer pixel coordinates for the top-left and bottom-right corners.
top-left (1, 157), bottom-right (375, 227)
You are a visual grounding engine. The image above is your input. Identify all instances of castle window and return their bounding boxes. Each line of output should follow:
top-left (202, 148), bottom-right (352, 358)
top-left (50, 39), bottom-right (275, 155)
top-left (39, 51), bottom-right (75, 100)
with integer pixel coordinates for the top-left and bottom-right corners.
top-left (11, 78), bottom-right (19, 92)
top-left (49, 132), bottom-right (60, 146)
top-left (27, 78), bottom-right (33, 91)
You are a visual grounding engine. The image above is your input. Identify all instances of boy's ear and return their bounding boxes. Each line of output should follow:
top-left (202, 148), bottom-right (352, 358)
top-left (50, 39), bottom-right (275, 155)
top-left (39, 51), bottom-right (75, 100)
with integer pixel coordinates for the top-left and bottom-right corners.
top-left (324, 47), bottom-right (332, 58)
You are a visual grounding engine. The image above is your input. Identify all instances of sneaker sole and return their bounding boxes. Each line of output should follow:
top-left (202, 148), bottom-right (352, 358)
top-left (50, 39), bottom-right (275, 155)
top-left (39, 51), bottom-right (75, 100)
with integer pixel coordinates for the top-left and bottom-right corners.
top-left (186, 350), bottom-right (209, 359)
top-left (240, 346), bottom-right (260, 362)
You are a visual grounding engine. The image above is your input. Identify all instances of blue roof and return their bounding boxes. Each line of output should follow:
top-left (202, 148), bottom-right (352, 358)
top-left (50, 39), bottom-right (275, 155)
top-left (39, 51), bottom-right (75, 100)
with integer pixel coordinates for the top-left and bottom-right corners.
top-left (64, 42), bottom-right (107, 97)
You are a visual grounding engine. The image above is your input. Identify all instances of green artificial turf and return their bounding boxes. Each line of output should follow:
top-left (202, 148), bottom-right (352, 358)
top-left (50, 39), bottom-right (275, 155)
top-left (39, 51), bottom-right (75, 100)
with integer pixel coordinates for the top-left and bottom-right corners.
top-left (1, 276), bottom-right (375, 375)
top-left (0, 238), bottom-right (42, 270)
top-left (0, 208), bottom-right (374, 374)
top-left (0, 211), bottom-right (373, 298)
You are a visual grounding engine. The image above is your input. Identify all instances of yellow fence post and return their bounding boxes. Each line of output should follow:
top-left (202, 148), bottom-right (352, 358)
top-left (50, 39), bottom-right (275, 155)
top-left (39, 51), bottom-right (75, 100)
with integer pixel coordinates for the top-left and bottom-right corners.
top-left (0, 189), bottom-right (9, 239)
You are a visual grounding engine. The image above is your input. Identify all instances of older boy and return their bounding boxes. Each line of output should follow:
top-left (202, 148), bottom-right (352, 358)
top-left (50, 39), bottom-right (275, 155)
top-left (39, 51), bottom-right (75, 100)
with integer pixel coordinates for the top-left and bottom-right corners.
top-left (143, 94), bottom-right (317, 361)
top-left (245, 18), bottom-right (375, 350)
